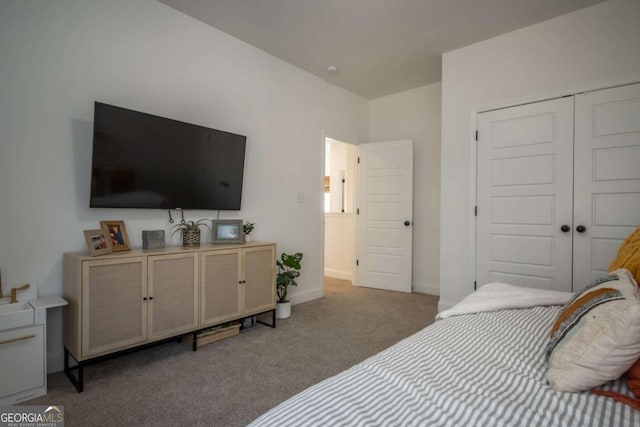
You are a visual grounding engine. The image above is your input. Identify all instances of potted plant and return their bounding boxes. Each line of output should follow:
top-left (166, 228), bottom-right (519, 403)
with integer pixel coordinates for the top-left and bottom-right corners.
top-left (243, 222), bottom-right (255, 242)
top-left (171, 220), bottom-right (210, 247)
top-left (276, 252), bottom-right (303, 319)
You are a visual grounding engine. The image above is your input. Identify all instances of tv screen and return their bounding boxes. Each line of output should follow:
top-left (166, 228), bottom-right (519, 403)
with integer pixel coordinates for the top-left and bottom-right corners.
top-left (90, 102), bottom-right (246, 210)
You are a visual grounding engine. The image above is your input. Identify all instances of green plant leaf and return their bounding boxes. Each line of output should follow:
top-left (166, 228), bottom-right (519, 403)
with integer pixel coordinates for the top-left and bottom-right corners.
top-left (276, 251), bottom-right (303, 303)
top-left (170, 219), bottom-right (210, 236)
top-left (280, 252), bottom-right (303, 270)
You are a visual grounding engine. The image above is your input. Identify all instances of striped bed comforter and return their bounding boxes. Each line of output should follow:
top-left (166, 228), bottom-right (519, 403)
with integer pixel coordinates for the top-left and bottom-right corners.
top-left (249, 306), bottom-right (639, 426)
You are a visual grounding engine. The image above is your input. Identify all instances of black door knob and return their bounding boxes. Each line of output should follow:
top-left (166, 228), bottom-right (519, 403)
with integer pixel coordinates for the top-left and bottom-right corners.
top-left (561, 225), bottom-right (571, 233)
top-left (576, 225), bottom-right (587, 233)
top-left (404, 220), bottom-right (411, 226)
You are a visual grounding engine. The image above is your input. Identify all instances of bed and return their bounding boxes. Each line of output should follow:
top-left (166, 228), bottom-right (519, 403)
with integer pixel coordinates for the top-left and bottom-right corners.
top-left (249, 282), bottom-right (639, 426)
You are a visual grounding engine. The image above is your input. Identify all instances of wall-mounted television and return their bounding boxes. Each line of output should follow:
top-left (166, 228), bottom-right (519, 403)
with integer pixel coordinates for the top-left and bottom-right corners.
top-left (90, 102), bottom-right (246, 210)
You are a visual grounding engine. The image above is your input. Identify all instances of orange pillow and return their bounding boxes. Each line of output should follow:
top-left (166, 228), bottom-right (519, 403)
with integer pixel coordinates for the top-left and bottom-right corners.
top-left (609, 227), bottom-right (640, 284)
top-left (607, 229), bottom-right (640, 405)
top-left (592, 359), bottom-right (640, 410)
top-left (628, 358), bottom-right (640, 398)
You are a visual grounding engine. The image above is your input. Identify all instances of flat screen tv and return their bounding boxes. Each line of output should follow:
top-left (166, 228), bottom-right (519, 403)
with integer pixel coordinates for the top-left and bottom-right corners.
top-left (90, 102), bottom-right (246, 210)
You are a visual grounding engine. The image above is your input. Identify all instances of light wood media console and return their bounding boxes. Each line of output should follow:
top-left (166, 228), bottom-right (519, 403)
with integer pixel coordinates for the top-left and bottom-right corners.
top-left (63, 241), bottom-right (276, 392)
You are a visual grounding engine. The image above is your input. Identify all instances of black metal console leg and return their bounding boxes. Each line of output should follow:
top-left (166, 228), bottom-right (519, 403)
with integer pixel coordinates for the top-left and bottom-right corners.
top-left (64, 347), bottom-right (84, 393)
top-left (256, 309), bottom-right (277, 328)
top-left (192, 332), bottom-right (197, 351)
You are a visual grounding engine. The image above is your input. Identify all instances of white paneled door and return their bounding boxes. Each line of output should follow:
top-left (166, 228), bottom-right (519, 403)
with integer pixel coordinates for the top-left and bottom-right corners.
top-left (574, 83), bottom-right (640, 286)
top-left (477, 82), bottom-right (640, 293)
top-left (356, 140), bottom-right (413, 293)
top-left (476, 97), bottom-right (574, 291)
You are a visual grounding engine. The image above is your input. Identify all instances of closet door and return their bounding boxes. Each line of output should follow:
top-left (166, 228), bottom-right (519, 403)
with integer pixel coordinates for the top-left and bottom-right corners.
top-left (476, 97), bottom-right (574, 291)
top-left (573, 83), bottom-right (640, 286)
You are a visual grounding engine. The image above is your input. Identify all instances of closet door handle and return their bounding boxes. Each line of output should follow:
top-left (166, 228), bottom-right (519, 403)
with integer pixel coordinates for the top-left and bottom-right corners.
top-left (576, 225), bottom-right (587, 233)
top-left (561, 225), bottom-right (571, 233)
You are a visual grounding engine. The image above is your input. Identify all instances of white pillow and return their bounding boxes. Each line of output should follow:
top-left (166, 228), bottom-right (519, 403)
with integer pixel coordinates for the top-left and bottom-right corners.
top-left (545, 268), bottom-right (640, 392)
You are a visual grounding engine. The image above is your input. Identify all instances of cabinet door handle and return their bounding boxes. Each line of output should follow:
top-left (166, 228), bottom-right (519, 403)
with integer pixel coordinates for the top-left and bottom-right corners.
top-left (149, 296), bottom-right (153, 300)
top-left (0, 334), bottom-right (35, 346)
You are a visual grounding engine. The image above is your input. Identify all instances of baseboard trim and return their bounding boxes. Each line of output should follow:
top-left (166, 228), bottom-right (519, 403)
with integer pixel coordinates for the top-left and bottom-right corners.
top-left (48, 350), bottom-right (65, 374)
top-left (413, 282), bottom-right (439, 296)
top-left (437, 300), bottom-right (454, 313)
top-left (290, 288), bottom-right (324, 305)
top-left (323, 269), bottom-right (353, 281)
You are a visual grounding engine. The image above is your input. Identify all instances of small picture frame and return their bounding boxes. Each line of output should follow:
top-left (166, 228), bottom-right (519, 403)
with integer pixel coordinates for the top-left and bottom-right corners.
top-left (84, 229), bottom-right (113, 256)
top-left (211, 219), bottom-right (245, 244)
top-left (100, 220), bottom-right (131, 251)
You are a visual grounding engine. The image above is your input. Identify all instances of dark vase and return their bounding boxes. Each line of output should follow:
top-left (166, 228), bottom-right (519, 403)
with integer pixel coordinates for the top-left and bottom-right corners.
top-left (182, 229), bottom-right (201, 247)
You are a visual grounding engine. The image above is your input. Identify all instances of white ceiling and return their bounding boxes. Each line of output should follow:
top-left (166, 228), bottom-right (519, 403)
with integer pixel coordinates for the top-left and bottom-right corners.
top-left (159, 0), bottom-right (605, 99)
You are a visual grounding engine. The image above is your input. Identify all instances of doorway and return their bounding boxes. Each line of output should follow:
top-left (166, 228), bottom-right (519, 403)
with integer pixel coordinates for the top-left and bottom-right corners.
top-left (324, 137), bottom-right (357, 282)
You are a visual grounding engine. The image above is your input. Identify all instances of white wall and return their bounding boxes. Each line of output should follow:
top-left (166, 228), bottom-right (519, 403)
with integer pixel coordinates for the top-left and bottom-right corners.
top-left (0, 0), bottom-right (368, 371)
top-left (440, 0), bottom-right (640, 310)
top-left (369, 83), bottom-right (442, 295)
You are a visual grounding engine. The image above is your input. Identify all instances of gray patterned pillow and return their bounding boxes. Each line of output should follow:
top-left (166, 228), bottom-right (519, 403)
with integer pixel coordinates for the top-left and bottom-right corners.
top-left (546, 269), bottom-right (640, 392)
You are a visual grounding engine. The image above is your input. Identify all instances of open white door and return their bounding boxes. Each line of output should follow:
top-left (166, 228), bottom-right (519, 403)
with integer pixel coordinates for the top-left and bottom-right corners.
top-left (356, 140), bottom-right (413, 293)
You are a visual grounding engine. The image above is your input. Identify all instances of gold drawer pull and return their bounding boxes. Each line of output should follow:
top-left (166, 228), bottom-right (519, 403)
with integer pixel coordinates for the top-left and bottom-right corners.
top-left (0, 334), bottom-right (35, 345)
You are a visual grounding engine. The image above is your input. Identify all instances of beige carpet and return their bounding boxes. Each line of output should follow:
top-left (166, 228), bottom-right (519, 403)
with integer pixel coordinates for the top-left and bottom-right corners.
top-left (28, 278), bottom-right (439, 426)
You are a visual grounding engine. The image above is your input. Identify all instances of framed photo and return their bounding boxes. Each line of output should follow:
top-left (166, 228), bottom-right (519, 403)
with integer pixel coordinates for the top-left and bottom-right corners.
top-left (84, 229), bottom-right (113, 256)
top-left (211, 219), bottom-right (244, 244)
top-left (100, 220), bottom-right (131, 251)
